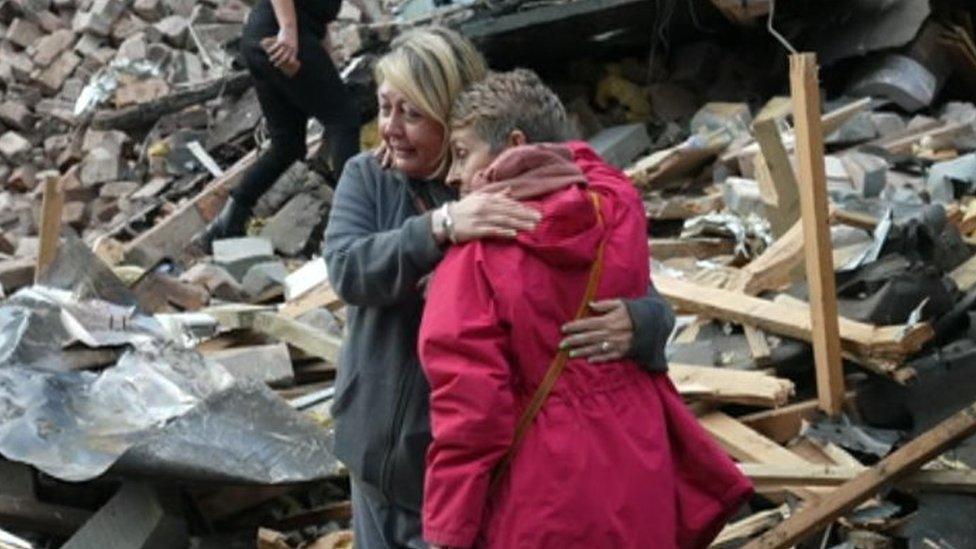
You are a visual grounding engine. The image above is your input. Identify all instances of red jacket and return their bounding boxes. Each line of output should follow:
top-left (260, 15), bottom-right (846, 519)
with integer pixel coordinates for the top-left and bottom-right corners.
top-left (418, 142), bottom-right (752, 548)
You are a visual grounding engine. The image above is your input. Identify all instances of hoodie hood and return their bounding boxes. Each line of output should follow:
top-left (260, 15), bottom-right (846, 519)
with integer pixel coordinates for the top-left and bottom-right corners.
top-left (475, 144), bottom-right (604, 269)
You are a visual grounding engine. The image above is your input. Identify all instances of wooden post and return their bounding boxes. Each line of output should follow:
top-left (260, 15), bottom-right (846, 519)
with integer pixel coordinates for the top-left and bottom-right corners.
top-left (35, 174), bottom-right (64, 283)
top-left (743, 399), bottom-right (976, 548)
top-left (789, 53), bottom-right (845, 416)
top-left (754, 117), bottom-right (800, 238)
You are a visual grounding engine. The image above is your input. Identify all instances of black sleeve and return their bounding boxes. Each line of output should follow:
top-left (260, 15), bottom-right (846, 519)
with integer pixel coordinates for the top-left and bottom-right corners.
top-left (323, 157), bottom-right (445, 306)
top-left (623, 281), bottom-right (674, 372)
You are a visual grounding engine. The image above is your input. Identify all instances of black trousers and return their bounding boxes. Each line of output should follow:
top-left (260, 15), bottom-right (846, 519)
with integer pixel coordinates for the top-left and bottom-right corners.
top-left (234, 10), bottom-right (360, 210)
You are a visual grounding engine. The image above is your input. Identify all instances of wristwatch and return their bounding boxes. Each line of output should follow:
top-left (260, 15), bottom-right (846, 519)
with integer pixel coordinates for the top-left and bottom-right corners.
top-left (432, 202), bottom-right (457, 245)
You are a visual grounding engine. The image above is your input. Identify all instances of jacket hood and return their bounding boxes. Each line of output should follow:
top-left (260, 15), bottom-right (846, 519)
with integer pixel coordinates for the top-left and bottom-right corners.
top-left (475, 144), bottom-right (604, 269)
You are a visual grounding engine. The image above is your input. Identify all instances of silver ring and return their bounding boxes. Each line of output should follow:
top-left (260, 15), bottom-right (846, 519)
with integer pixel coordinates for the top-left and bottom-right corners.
top-left (600, 340), bottom-right (612, 352)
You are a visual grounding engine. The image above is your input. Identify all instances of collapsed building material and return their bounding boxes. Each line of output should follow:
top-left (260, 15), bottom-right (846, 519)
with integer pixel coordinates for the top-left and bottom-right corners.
top-left (789, 52), bottom-right (845, 416)
top-left (744, 399), bottom-right (976, 548)
top-left (61, 483), bottom-right (187, 549)
top-left (656, 275), bottom-right (933, 366)
top-left (668, 363), bottom-right (795, 408)
top-left (741, 464), bottom-right (976, 494)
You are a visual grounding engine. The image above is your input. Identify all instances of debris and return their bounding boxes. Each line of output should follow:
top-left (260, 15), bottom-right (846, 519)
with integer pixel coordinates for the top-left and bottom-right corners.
top-left (586, 123), bottom-right (651, 170)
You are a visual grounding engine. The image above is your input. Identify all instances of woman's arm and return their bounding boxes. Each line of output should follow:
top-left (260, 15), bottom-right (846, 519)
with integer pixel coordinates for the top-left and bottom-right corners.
top-left (419, 244), bottom-right (514, 549)
top-left (560, 282), bottom-right (674, 369)
top-left (323, 159), bottom-right (445, 307)
top-left (267, 0), bottom-right (299, 68)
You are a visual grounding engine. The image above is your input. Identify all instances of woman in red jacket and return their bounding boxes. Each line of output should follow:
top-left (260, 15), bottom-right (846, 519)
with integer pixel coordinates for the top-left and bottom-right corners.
top-left (418, 69), bottom-right (753, 548)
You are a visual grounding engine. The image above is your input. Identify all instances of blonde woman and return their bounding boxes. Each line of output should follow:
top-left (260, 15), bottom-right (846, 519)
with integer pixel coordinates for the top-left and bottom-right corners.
top-left (323, 27), bottom-right (675, 547)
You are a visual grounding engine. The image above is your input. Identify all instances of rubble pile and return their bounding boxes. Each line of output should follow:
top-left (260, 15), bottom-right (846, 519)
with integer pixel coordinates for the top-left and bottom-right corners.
top-left (2, 0), bottom-right (976, 546)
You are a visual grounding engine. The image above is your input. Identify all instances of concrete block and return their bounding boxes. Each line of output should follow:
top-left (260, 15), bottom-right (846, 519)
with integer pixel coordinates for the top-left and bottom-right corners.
top-left (180, 262), bottom-right (247, 301)
top-left (213, 237), bottom-right (275, 281)
top-left (33, 10), bottom-right (67, 33)
top-left (207, 342), bottom-right (294, 386)
top-left (61, 483), bottom-right (188, 549)
top-left (7, 18), bottom-right (42, 49)
top-left (162, 0), bottom-right (195, 17)
top-left (843, 151), bottom-right (888, 198)
top-left (0, 100), bottom-right (32, 131)
top-left (154, 15), bottom-right (189, 47)
top-left (586, 123), bottom-right (651, 170)
top-left (15, 236), bottom-right (38, 258)
top-left (242, 260), bottom-right (288, 299)
top-left (34, 50), bottom-right (80, 94)
top-left (722, 176), bottom-right (765, 217)
top-left (167, 50), bottom-right (204, 84)
top-left (31, 28), bottom-right (76, 67)
top-left (927, 153), bottom-right (976, 204)
top-left (0, 131), bottom-right (31, 162)
top-left (80, 148), bottom-right (122, 186)
top-left (296, 308), bottom-right (342, 337)
top-left (284, 257), bottom-right (328, 300)
top-left (260, 193), bottom-right (324, 257)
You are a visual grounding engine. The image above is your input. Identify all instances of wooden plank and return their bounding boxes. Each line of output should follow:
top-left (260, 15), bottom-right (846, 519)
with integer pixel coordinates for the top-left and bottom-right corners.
top-left (743, 399), bottom-right (976, 548)
top-left (656, 275), bottom-right (933, 364)
top-left (647, 237), bottom-right (735, 261)
top-left (739, 393), bottom-right (857, 444)
top-left (279, 282), bottom-right (343, 319)
top-left (204, 305), bottom-right (342, 363)
top-left (730, 219), bottom-right (805, 295)
top-left (669, 363), bottom-right (795, 408)
top-left (35, 174), bottom-right (64, 283)
top-left (789, 52), bottom-right (844, 417)
top-left (753, 117), bottom-right (800, 237)
top-left (713, 505), bottom-right (790, 549)
top-left (742, 464), bottom-right (976, 494)
top-left (0, 258), bottom-right (34, 294)
top-left (699, 411), bottom-right (825, 501)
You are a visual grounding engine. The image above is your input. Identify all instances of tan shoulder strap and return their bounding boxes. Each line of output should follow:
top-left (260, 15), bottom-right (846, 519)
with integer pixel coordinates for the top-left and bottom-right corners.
top-left (489, 191), bottom-right (608, 491)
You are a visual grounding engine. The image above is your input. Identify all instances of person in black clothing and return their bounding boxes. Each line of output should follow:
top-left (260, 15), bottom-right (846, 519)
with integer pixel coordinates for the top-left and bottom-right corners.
top-left (194, 0), bottom-right (384, 250)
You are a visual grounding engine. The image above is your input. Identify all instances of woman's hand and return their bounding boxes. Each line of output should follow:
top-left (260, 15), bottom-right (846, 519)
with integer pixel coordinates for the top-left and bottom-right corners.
top-left (448, 191), bottom-right (541, 242)
top-left (559, 299), bottom-right (634, 362)
top-left (268, 26), bottom-right (299, 69)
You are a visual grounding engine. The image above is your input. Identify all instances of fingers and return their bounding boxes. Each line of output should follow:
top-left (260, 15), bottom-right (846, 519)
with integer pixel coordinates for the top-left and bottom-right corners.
top-left (588, 299), bottom-right (625, 313)
top-left (558, 329), bottom-right (608, 351)
top-left (561, 316), bottom-right (607, 335)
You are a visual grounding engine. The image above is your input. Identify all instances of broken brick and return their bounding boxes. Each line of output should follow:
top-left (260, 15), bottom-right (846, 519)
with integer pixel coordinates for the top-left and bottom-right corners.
top-left (0, 131), bottom-right (31, 162)
top-left (0, 100), bottom-right (33, 131)
top-left (133, 0), bottom-right (164, 21)
top-left (154, 15), bottom-right (190, 47)
top-left (34, 50), bottom-right (80, 95)
top-left (114, 78), bottom-right (169, 108)
top-left (6, 165), bottom-right (36, 192)
top-left (80, 148), bottom-right (122, 186)
top-left (61, 201), bottom-right (88, 229)
top-left (31, 29), bottom-right (77, 68)
top-left (99, 181), bottom-right (138, 199)
top-left (7, 18), bottom-right (42, 50)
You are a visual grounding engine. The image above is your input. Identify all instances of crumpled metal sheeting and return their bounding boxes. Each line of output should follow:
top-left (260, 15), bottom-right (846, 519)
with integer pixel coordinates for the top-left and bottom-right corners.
top-left (0, 287), bottom-right (160, 371)
top-left (74, 59), bottom-right (164, 117)
top-left (0, 291), bottom-right (341, 485)
top-left (681, 212), bottom-right (772, 261)
top-left (113, 380), bottom-right (341, 484)
top-left (0, 344), bottom-right (235, 482)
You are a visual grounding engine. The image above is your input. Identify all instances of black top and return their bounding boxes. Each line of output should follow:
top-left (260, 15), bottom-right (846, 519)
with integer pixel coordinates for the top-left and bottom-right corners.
top-left (247, 0), bottom-right (342, 39)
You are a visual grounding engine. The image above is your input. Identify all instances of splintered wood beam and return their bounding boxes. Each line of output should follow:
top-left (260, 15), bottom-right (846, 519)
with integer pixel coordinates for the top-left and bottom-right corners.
top-left (753, 117), bottom-right (800, 237)
top-left (669, 363), bottom-right (795, 408)
top-left (739, 393), bottom-right (857, 444)
top-left (36, 174), bottom-right (64, 283)
top-left (655, 275), bottom-right (933, 365)
top-left (789, 53), bottom-right (844, 417)
top-left (744, 399), bottom-right (976, 549)
top-left (741, 463), bottom-right (976, 494)
top-left (698, 411), bottom-right (827, 501)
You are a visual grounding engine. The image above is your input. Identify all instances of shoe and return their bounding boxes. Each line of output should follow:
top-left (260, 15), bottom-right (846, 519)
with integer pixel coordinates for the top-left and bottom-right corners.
top-left (190, 197), bottom-right (251, 254)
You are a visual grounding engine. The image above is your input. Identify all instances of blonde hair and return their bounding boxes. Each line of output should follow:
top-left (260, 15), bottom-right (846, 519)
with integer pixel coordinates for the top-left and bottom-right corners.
top-left (451, 68), bottom-right (571, 152)
top-left (375, 26), bottom-right (487, 177)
